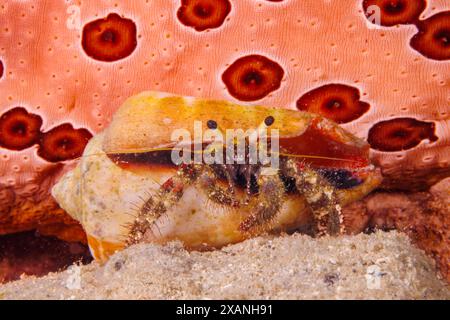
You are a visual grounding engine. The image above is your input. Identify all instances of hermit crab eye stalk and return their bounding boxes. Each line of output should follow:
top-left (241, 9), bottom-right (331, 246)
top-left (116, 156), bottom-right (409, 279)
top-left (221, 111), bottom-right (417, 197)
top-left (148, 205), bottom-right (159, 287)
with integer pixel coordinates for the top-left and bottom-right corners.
top-left (207, 120), bottom-right (218, 130)
top-left (264, 116), bottom-right (275, 126)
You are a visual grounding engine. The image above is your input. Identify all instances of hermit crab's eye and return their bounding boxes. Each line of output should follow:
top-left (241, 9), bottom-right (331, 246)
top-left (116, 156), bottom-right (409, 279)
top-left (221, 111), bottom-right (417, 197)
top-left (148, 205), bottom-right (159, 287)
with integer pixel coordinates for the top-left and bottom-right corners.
top-left (207, 120), bottom-right (218, 130)
top-left (264, 116), bottom-right (275, 126)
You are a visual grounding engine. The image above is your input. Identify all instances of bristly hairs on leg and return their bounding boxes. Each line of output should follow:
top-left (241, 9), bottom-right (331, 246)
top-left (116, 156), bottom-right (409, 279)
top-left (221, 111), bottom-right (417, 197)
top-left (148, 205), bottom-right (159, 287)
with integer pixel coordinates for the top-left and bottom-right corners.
top-left (284, 159), bottom-right (344, 236)
top-left (125, 164), bottom-right (199, 246)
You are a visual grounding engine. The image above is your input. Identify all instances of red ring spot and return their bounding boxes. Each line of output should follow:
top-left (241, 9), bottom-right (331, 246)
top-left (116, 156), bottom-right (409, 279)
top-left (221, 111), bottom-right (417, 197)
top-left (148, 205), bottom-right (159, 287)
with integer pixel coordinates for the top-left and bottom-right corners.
top-left (82, 13), bottom-right (137, 62)
top-left (0, 107), bottom-right (42, 151)
top-left (362, 0), bottom-right (426, 26)
top-left (38, 124), bottom-right (93, 162)
top-left (410, 11), bottom-right (450, 61)
top-left (368, 118), bottom-right (438, 152)
top-left (222, 55), bottom-right (284, 101)
top-left (296, 84), bottom-right (370, 124)
top-left (177, 0), bottom-right (231, 31)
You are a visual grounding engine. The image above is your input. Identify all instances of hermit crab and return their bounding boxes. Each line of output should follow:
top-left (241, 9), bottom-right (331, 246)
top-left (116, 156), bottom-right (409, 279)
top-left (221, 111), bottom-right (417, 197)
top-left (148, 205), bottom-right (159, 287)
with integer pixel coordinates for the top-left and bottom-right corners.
top-left (52, 92), bottom-right (382, 261)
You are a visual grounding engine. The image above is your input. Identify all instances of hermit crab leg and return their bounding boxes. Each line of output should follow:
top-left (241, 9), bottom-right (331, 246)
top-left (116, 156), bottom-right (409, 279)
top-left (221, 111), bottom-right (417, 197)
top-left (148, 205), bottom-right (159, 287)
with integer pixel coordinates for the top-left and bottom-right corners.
top-left (221, 163), bottom-right (237, 200)
top-left (199, 166), bottom-right (239, 207)
top-left (127, 163), bottom-right (241, 245)
top-left (284, 159), bottom-right (344, 236)
top-left (126, 164), bottom-right (198, 245)
top-left (244, 164), bottom-right (256, 204)
top-left (239, 168), bottom-right (285, 232)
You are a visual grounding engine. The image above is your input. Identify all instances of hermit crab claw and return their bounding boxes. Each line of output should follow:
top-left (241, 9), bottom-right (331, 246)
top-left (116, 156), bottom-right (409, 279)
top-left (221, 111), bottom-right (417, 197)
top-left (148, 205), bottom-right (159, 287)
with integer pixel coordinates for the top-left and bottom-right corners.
top-left (52, 91), bottom-right (382, 261)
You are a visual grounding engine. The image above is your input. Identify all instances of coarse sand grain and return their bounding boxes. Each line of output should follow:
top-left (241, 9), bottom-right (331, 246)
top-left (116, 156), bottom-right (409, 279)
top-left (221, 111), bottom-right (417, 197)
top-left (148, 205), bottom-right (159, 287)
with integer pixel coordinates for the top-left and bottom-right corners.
top-left (1, 231), bottom-right (448, 300)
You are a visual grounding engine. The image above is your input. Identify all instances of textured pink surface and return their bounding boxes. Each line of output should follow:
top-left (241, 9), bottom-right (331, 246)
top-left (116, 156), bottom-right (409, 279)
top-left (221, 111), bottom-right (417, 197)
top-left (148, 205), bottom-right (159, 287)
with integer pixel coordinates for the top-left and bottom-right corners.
top-left (0, 0), bottom-right (449, 239)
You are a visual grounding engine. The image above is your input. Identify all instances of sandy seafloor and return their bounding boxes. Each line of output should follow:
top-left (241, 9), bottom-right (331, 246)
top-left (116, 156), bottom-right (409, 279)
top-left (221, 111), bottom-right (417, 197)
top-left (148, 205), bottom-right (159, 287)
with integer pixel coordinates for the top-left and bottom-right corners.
top-left (0, 231), bottom-right (448, 300)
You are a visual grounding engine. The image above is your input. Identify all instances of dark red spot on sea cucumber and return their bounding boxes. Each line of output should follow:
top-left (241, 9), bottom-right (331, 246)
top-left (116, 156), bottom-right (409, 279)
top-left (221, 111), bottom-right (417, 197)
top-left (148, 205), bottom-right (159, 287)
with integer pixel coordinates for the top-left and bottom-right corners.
top-left (410, 11), bottom-right (450, 61)
top-left (368, 118), bottom-right (438, 152)
top-left (82, 13), bottom-right (137, 62)
top-left (38, 124), bottom-right (93, 162)
top-left (0, 60), bottom-right (4, 79)
top-left (222, 55), bottom-right (284, 101)
top-left (362, 0), bottom-right (426, 26)
top-left (296, 84), bottom-right (370, 124)
top-left (0, 107), bottom-right (42, 151)
top-left (177, 0), bottom-right (231, 31)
